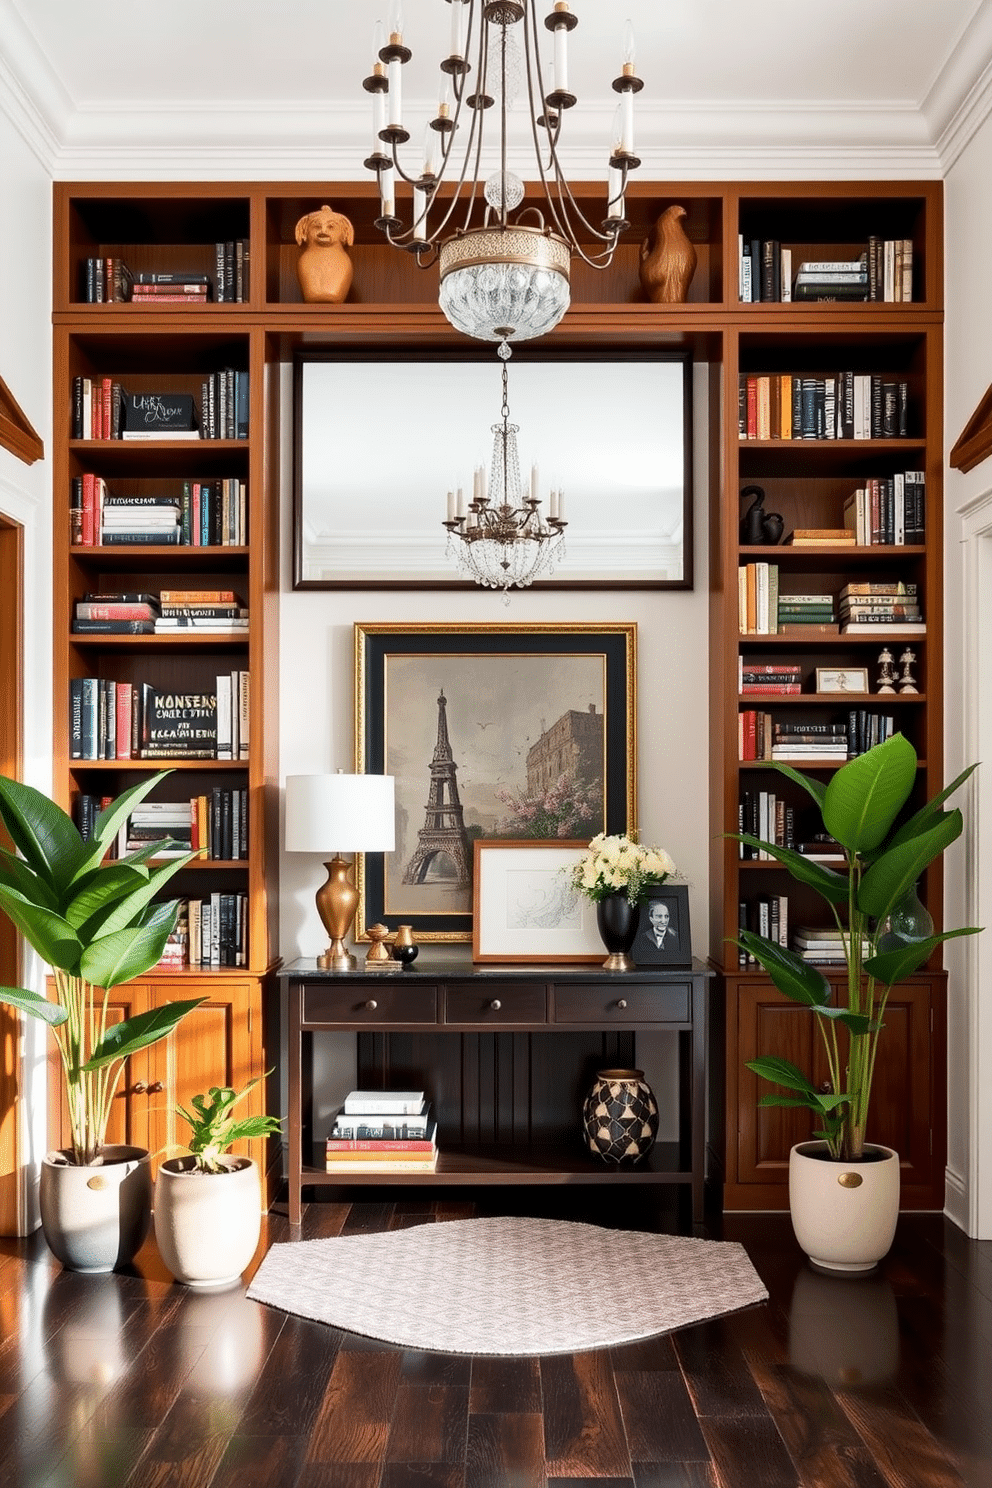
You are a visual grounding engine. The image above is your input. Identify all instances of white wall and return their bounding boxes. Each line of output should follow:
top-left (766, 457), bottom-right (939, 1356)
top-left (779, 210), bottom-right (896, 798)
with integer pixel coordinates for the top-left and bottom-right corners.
top-left (0, 106), bottom-right (53, 1228)
top-left (943, 113), bottom-right (992, 1237)
top-left (278, 363), bottom-right (713, 1128)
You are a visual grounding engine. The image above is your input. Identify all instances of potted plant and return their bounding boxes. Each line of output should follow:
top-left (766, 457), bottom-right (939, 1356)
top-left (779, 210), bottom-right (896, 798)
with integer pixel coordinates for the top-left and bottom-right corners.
top-left (571, 832), bottom-right (678, 970)
top-left (0, 772), bottom-right (204, 1272)
top-left (154, 1075), bottom-right (281, 1288)
top-left (734, 732), bottom-right (980, 1272)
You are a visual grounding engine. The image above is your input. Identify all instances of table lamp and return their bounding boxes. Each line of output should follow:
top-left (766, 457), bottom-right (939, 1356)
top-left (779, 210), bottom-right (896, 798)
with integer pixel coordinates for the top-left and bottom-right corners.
top-left (284, 772), bottom-right (395, 971)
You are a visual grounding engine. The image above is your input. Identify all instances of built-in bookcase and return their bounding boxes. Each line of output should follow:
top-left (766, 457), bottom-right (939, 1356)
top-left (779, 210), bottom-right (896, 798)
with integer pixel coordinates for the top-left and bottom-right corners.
top-left (53, 178), bottom-right (945, 1210)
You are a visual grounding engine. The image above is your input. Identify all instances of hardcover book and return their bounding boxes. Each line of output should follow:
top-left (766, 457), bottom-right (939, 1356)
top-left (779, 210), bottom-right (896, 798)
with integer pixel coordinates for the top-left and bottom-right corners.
top-left (142, 690), bottom-right (218, 758)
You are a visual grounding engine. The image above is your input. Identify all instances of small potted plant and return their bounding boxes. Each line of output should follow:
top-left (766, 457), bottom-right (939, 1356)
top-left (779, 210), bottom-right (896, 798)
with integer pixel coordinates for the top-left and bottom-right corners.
top-left (0, 771), bottom-right (203, 1272)
top-left (734, 733), bottom-right (980, 1272)
top-left (571, 832), bottom-right (678, 970)
top-left (154, 1075), bottom-right (281, 1288)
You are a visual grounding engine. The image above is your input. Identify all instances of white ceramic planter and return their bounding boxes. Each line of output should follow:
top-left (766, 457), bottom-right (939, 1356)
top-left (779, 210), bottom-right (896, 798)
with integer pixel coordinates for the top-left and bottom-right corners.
top-left (789, 1140), bottom-right (900, 1273)
top-left (40, 1145), bottom-right (152, 1273)
top-left (154, 1156), bottom-right (262, 1289)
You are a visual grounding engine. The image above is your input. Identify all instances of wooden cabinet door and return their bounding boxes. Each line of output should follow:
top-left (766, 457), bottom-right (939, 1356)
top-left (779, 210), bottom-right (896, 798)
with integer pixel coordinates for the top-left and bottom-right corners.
top-left (148, 979), bottom-right (260, 1165)
top-left (47, 981), bottom-right (154, 1156)
top-left (728, 973), bottom-right (944, 1210)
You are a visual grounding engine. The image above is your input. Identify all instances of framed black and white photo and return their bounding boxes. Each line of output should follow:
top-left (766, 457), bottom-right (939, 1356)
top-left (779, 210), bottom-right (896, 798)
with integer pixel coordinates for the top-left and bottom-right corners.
top-left (633, 884), bottom-right (692, 967)
top-left (355, 621), bottom-right (637, 942)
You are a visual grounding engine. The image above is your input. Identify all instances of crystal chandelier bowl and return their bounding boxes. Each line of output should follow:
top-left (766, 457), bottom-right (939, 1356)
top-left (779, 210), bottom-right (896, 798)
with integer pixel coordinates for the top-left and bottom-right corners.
top-left (438, 227), bottom-right (571, 343)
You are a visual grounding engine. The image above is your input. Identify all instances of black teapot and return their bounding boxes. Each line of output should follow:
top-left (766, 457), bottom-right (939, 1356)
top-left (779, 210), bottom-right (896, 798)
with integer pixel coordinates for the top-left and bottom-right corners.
top-left (740, 485), bottom-right (784, 546)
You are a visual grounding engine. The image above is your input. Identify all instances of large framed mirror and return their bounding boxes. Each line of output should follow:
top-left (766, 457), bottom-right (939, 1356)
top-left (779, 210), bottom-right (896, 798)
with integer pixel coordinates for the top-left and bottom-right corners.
top-left (293, 349), bottom-right (693, 590)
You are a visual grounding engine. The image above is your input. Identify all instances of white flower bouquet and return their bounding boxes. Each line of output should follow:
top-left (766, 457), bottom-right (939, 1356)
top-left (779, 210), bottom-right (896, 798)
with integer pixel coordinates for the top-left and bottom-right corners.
top-left (570, 832), bottom-right (678, 907)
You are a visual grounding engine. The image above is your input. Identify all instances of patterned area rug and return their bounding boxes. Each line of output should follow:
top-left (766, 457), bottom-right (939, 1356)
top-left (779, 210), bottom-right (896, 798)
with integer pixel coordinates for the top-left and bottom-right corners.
top-left (247, 1216), bottom-right (768, 1355)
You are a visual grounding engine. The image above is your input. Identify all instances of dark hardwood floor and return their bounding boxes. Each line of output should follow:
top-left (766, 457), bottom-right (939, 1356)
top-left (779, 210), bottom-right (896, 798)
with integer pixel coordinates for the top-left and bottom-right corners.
top-left (1, 1190), bottom-right (990, 1488)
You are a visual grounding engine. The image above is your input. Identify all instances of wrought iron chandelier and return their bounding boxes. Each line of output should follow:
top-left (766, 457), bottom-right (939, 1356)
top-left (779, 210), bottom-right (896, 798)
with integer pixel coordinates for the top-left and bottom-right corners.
top-left (363, 1), bottom-right (643, 344)
top-left (443, 352), bottom-right (566, 595)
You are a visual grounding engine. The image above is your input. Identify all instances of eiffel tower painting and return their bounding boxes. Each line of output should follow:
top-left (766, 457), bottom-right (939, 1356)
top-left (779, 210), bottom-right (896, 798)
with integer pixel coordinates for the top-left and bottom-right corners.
top-left (402, 688), bottom-right (472, 887)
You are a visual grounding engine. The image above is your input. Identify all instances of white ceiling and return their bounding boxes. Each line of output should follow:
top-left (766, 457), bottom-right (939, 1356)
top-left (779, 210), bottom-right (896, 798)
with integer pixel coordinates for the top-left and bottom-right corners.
top-left (2, 0), bottom-right (992, 175)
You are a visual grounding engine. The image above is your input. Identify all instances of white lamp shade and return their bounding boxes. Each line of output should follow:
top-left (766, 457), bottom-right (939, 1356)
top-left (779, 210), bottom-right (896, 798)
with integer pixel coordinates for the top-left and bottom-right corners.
top-left (284, 773), bottom-right (395, 854)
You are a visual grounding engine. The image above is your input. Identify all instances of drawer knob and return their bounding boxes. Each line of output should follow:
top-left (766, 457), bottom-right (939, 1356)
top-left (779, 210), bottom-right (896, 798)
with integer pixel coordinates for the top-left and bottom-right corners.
top-left (364, 999), bottom-right (378, 1011)
top-left (489, 999), bottom-right (502, 1011)
top-left (616, 998), bottom-right (628, 1010)
top-left (132, 1081), bottom-right (147, 1094)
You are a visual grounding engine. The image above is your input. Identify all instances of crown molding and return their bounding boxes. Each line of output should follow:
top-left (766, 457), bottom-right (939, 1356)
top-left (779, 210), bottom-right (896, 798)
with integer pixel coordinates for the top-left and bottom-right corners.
top-left (925, 0), bottom-right (992, 170)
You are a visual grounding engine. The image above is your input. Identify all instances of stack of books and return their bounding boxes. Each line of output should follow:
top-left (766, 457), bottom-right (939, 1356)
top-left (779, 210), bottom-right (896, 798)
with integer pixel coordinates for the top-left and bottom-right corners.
top-left (784, 529), bottom-right (855, 550)
top-left (839, 582), bottom-right (925, 634)
top-left (153, 595), bottom-right (248, 635)
top-left (792, 256), bottom-right (868, 302)
top-left (117, 799), bottom-right (195, 859)
top-left (792, 926), bottom-right (871, 964)
top-left (326, 1091), bottom-right (438, 1173)
top-left (72, 593), bottom-right (158, 636)
top-left (771, 723), bottom-right (849, 763)
top-left (739, 662), bottom-right (802, 696)
top-left (776, 589), bottom-right (837, 634)
top-left (131, 272), bottom-right (211, 304)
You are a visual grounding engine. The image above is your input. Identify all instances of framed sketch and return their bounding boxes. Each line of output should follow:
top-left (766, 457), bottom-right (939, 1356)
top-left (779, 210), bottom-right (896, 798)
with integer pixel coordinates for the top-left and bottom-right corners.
top-left (472, 840), bottom-right (604, 963)
top-left (355, 621), bottom-right (637, 942)
top-left (815, 667), bottom-right (869, 694)
top-left (294, 351), bottom-right (693, 590)
top-left (633, 884), bottom-right (692, 967)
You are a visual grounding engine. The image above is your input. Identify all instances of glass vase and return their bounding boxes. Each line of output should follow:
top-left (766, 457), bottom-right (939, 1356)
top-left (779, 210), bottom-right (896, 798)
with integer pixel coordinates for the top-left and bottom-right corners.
top-left (877, 881), bottom-right (934, 953)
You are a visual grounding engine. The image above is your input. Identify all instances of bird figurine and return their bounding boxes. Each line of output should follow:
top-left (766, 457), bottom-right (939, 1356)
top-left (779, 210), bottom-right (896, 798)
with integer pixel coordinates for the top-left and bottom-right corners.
top-left (639, 204), bottom-right (698, 304)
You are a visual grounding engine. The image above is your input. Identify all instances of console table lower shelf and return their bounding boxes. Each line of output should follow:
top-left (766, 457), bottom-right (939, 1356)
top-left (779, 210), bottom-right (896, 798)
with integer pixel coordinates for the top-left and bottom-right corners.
top-left (281, 959), bottom-right (713, 1231)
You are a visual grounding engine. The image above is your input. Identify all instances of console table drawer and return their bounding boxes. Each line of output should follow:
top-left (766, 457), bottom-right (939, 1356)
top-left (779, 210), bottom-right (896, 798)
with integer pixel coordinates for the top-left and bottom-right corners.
top-left (553, 983), bottom-right (690, 1025)
top-left (443, 983), bottom-right (548, 1025)
top-left (302, 984), bottom-right (438, 1026)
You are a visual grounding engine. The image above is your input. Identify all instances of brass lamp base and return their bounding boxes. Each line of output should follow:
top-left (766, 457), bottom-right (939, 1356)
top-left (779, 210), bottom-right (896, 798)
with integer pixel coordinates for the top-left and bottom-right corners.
top-left (314, 856), bottom-right (360, 973)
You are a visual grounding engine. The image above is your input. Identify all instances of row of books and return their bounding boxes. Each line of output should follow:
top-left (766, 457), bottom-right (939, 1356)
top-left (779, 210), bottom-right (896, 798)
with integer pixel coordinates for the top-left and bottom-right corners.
top-left (326, 1091), bottom-right (438, 1173)
top-left (117, 791), bottom-right (249, 861)
top-left (738, 896), bottom-right (789, 964)
top-left (738, 239), bottom-right (913, 304)
top-left (80, 245), bottom-right (250, 304)
top-left (739, 790), bottom-right (796, 860)
top-left (69, 669), bottom-right (249, 761)
top-left (738, 372), bottom-right (909, 441)
top-left (740, 712), bottom-right (897, 761)
top-left (70, 372), bottom-right (248, 441)
top-left (70, 478), bottom-right (248, 548)
top-left (72, 591), bottom-right (248, 636)
top-left (739, 567), bottom-right (923, 635)
top-left (158, 893), bottom-right (249, 970)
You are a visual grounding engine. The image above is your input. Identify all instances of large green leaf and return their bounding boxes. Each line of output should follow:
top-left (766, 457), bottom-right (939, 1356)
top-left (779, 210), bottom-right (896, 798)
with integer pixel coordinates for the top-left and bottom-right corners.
top-left (78, 901), bottom-right (180, 989)
top-left (83, 996), bottom-right (206, 1070)
top-left (864, 926), bottom-right (982, 986)
top-left (757, 762), bottom-right (828, 811)
top-left (64, 861), bottom-right (154, 931)
top-left (0, 884), bottom-right (83, 971)
top-left (0, 848), bottom-right (60, 911)
top-left (0, 777), bottom-right (85, 896)
top-left (822, 734), bottom-right (918, 854)
top-left (728, 837), bottom-right (849, 904)
top-left (745, 1055), bottom-right (819, 1094)
top-left (858, 812), bottom-right (963, 922)
top-left (0, 984), bottom-right (69, 1026)
top-left (735, 934), bottom-right (833, 1007)
top-left (885, 763), bottom-right (980, 853)
top-left (72, 852), bottom-right (199, 944)
top-left (73, 771), bottom-right (174, 882)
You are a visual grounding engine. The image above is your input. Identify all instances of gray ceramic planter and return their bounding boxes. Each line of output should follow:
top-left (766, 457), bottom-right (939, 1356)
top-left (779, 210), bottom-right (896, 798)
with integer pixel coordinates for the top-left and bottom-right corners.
top-left (40, 1145), bottom-right (152, 1273)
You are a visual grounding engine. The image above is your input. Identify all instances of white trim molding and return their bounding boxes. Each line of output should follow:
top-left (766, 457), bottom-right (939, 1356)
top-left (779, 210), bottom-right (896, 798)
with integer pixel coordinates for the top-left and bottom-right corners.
top-left (953, 485), bottom-right (992, 1237)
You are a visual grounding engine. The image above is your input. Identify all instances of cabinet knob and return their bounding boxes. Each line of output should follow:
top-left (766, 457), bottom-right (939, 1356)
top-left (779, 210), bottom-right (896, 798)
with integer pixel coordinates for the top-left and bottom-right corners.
top-left (489, 999), bottom-right (502, 1012)
top-left (148, 1081), bottom-right (163, 1094)
top-left (364, 999), bottom-right (378, 1011)
top-left (131, 1081), bottom-right (147, 1094)
top-left (616, 998), bottom-right (628, 1010)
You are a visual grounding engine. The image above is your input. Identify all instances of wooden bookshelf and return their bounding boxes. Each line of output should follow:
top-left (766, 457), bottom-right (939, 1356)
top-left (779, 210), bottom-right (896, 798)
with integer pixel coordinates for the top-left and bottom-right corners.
top-left (53, 178), bottom-right (945, 1211)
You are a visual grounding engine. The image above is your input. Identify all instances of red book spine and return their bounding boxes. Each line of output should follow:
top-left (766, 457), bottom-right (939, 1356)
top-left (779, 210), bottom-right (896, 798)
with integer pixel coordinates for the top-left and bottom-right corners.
top-left (101, 377), bottom-right (113, 440)
top-left (115, 683), bottom-right (132, 760)
top-left (746, 377), bottom-right (757, 438)
top-left (81, 472), bottom-right (95, 546)
top-left (739, 684), bottom-right (802, 695)
top-left (325, 1138), bottom-right (435, 1152)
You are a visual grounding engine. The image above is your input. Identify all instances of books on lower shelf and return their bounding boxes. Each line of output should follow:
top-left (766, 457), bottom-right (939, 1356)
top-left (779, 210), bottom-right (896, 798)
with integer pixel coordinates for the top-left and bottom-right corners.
top-left (738, 372), bottom-right (909, 441)
top-left (843, 472), bottom-right (925, 546)
top-left (71, 372), bottom-right (248, 442)
top-left (69, 671), bottom-right (249, 761)
top-left (738, 895), bottom-right (789, 966)
top-left (70, 477), bottom-right (248, 548)
top-left (155, 893), bottom-right (248, 969)
top-left (791, 925), bottom-right (871, 964)
top-left (327, 1095), bottom-right (438, 1171)
top-left (109, 788), bottom-right (250, 861)
top-left (839, 580), bottom-right (924, 634)
top-left (739, 662), bottom-right (802, 696)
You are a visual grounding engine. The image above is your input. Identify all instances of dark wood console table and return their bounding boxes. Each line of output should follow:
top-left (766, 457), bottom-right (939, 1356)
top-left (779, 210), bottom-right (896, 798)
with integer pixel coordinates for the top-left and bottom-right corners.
top-left (281, 959), bottom-right (713, 1230)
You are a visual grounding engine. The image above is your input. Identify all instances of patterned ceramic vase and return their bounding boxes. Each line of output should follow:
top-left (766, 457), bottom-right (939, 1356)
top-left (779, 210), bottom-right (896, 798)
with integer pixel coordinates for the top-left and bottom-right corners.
top-left (582, 1069), bottom-right (659, 1166)
top-left (596, 892), bottom-right (639, 972)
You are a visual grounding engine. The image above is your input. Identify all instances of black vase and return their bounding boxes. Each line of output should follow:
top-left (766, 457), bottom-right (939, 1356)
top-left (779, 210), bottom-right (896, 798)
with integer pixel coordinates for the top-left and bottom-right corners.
top-left (582, 1069), bottom-right (659, 1166)
top-left (596, 891), bottom-right (638, 972)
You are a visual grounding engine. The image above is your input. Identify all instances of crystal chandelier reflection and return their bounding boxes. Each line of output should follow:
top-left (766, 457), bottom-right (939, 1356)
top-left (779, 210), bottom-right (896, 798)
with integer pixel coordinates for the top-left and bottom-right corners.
top-left (443, 350), bottom-right (566, 596)
top-left (363, 1), bottom-right (643, 344)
